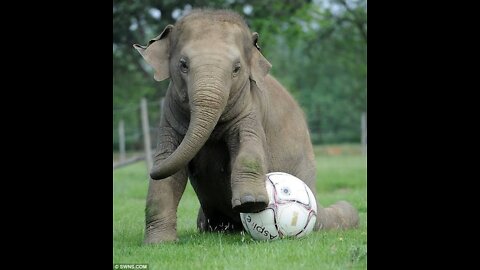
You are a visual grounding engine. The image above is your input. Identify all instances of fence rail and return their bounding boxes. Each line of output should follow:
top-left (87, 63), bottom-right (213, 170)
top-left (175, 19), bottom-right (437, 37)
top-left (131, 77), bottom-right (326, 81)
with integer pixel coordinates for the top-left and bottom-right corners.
top-left (113, 155), bottom-right (145, 169)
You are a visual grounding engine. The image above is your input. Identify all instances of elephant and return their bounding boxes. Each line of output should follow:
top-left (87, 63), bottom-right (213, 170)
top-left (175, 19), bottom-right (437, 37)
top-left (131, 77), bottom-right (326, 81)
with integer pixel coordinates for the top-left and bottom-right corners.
top-left (133, 9), bottom-right (359, 244)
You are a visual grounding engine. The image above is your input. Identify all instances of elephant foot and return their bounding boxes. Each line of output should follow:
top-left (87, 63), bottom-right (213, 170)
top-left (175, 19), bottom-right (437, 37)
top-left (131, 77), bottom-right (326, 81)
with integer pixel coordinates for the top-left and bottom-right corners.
top-left (318, 200), bottom-right (359, 230)
top-left (143, 218), bottom-right (178, 244)
top-left (144, 231), bottom-right (178, 244)
top-left (232, 197), bottom-right (268, 213)
top-left (231, 184), bottom-right (269, 213)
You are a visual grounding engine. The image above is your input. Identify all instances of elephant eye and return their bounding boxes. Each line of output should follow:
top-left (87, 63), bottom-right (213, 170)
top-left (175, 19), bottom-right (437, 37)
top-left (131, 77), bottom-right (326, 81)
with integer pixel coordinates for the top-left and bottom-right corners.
top-left (233, 62), bottom-right (241, 76)
top-left (179, 58), bottom-right (189, 73)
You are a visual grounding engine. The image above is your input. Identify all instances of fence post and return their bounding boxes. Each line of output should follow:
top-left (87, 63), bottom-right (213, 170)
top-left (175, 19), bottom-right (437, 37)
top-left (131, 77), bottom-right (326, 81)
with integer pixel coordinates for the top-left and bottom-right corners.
top-left (141, 98), bottom-right (153, 171)
top-left (361, 112), bottom-right (367, 156)
top-left (119, 119), bottom-right (126, 162)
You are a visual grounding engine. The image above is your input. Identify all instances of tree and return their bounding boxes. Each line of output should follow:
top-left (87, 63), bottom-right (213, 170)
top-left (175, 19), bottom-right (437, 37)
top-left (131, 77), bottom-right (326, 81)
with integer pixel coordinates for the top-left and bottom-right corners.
top-left (113, 0), bottom-right (366, 149)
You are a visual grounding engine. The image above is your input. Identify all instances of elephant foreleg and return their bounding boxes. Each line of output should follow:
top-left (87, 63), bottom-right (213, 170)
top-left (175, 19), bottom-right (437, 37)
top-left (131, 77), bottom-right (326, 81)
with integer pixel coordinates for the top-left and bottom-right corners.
top-left (228, 114), bottom-right (269, 213)
top-left (144, 127), bottom-right (188, 244)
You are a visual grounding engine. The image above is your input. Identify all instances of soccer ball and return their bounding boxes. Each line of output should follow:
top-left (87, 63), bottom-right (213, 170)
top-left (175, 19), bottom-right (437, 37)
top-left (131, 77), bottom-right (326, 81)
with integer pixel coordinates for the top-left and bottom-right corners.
top-left (239, 172), bottom-right (317, 241)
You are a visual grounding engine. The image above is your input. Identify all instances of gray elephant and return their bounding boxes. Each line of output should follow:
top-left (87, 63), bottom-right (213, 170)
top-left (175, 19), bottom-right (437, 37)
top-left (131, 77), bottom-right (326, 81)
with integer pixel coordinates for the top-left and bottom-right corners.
top-left (134, 9), bottom-right (359, 244)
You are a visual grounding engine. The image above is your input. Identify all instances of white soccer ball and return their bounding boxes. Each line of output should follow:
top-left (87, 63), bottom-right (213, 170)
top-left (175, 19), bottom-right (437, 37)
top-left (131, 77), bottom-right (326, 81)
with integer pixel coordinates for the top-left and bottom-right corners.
top-left (239, 172), bottom-right (317, 241)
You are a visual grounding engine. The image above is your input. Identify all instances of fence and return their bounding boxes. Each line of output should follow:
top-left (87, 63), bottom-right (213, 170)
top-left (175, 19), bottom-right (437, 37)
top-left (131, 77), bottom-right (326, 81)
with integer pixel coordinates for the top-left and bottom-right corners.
top-left (113, 97), bottom-right (163, 171)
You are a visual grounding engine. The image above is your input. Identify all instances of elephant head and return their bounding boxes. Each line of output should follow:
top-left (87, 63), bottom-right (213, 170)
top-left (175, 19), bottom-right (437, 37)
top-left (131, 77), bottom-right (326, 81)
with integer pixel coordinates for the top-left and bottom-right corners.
top-left (134, 10), bottom-right (272, 180)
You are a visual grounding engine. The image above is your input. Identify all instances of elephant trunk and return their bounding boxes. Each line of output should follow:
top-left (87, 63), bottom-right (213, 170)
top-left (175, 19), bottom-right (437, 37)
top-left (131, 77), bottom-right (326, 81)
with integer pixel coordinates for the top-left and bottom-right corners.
top-left (150, 69), bottom-right (229, 180)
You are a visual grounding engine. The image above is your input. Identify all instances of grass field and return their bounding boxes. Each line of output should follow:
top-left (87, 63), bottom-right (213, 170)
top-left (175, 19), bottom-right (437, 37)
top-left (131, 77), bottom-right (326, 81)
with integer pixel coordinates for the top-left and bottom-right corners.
top-left (113, 144), bottom-right (367, 269)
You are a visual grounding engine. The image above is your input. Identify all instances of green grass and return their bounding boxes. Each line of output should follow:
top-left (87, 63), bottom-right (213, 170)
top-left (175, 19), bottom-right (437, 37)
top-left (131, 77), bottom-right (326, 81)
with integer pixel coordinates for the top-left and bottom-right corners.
top-left (114, 144), bottom-right (367, 270)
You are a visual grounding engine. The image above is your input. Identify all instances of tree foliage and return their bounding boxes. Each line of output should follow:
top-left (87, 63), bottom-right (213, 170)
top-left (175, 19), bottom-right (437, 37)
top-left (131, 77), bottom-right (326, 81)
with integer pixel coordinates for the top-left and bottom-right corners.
top-left (113, 0), bottom-right (366, 148)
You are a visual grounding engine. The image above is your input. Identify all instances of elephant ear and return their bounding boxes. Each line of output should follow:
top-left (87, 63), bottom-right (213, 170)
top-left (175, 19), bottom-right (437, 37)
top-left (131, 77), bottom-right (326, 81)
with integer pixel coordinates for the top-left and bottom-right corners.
top-left (133, 25), bottom-right (173, 81)
top-left (249, 32), bottom-right (272, 91)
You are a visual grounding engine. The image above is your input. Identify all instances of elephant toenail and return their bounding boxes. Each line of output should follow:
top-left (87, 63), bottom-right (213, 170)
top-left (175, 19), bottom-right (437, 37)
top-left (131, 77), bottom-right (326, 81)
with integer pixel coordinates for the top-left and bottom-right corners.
top-left (232, 199), bottom-right (241, 207)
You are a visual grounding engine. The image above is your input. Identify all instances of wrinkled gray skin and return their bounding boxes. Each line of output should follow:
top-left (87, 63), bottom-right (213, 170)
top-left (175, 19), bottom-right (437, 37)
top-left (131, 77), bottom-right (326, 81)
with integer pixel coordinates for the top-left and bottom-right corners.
top-left (134, 9), bottom-right (359, 244)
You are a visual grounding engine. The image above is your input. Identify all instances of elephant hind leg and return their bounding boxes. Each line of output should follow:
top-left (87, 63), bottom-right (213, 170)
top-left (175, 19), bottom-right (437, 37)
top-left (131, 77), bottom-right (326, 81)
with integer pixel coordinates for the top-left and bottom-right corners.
top-left (197, 207), bottom-right (243, 232)
top-left (315, 201), bottom-right (359, 230)
top-left (295, 162), bottom-right (359, 231)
